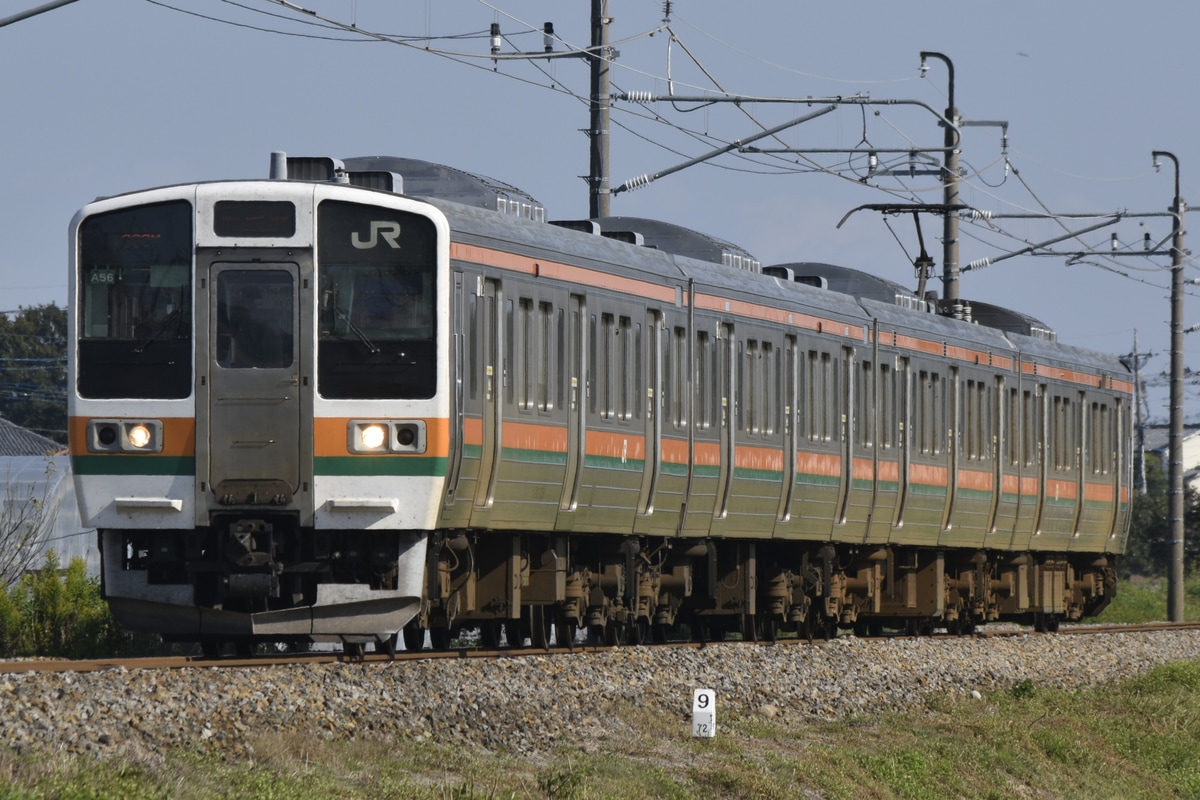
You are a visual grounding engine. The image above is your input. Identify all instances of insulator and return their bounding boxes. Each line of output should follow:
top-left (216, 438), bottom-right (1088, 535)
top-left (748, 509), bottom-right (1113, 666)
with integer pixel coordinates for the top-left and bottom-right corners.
top-left (968, 209), bottom-right (992, 221)
top-left (623, 174), bottom-right (653, 192)
top-left (966, 257), bottom-right (992, 272)
top-left (623, 90), bottom-right (654, 104)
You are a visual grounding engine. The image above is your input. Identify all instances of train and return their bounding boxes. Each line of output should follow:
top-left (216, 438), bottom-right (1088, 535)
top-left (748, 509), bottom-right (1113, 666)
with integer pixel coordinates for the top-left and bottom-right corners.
top-left (67, 153), bottom-right (1132, 656)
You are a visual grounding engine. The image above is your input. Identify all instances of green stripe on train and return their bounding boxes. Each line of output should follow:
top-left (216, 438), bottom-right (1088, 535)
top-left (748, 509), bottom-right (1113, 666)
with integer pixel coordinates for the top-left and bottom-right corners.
top-left (71, 456), bottom-right (196, 476)
top-left (314, 457), bottom-right (448, 476)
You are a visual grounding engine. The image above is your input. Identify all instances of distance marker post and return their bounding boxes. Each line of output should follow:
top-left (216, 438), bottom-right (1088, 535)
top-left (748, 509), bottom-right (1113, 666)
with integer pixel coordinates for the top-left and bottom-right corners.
top-left (692, 688), bottom-right (716, 737)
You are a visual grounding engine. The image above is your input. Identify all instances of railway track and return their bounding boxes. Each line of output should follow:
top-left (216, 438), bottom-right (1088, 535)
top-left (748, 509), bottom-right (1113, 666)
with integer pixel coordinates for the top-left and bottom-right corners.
top-left (5, 620), bottom-right (1199, 676)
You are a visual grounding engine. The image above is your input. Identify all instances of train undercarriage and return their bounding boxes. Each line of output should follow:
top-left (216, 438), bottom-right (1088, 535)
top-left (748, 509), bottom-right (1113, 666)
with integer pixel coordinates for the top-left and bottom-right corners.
top-left (99, 523), bottom-right (1117, 655)
top-left (409, 532), bottom-right (1119, 649)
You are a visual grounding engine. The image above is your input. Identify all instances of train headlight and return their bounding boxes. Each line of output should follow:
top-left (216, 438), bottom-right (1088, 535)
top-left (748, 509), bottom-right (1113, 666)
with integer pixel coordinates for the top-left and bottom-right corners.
top-left (127, 424), bottom-right (153, 449)
top-left (87, 419), bottom-right (164, 454)
top-left (350, 421), bottom-right (390, 453)
top-left (361, 423), bottom-right (388, 450)
top-left (348, 420), bottom-right (427, 454)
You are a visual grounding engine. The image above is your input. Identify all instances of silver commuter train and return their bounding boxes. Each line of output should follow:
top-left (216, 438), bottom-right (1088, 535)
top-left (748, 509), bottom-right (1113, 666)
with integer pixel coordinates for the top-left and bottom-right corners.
top-left (67, 153), bottom-right (1132, 654)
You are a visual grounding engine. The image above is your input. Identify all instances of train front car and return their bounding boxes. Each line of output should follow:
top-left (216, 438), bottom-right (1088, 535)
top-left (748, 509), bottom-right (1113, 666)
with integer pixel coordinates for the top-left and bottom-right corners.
top-left (68, 178), bottom-right (449, 655)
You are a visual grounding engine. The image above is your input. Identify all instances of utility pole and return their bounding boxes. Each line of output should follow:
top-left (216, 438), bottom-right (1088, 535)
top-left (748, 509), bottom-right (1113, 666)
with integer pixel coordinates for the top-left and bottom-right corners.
top-left (920, 52), bottom-right (960, 313)
top-left (1154, 150), bottom-right (1187, 623)
top-left (1120, 332), bottom-right (1151, 495)
top-left (588, 0), bottom-right (612, 218)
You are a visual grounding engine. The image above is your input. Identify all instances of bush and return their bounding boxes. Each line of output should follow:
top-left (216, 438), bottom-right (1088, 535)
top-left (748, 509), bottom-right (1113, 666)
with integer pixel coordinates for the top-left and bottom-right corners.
top-left (0, 550), bottom-right (161, 659)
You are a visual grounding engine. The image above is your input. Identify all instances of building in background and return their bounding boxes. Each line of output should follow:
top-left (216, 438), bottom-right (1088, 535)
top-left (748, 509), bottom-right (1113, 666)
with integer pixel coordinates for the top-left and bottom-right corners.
top-left (0, 418), bottom-right (96, 577)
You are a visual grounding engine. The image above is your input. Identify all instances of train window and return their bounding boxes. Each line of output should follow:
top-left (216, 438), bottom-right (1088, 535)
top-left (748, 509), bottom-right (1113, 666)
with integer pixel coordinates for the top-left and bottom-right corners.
top-left (517, 298), bottom-right (533, 412)
top-left (916, 370), bottom-right (946, 456)
top-left (917, 370), bottom-right (930, 455)
top-left (555, 306), bottom-right (566, 413)
top-left (807, 351), bottom-right (821, 442)
top-left (600, 313), bottom-right (616, 421)
top-left (215, 270), bottom-right (295, 369)
top-left (1008, 388), bottom-right (1020, 467)
top-left (858, 360), bottom-right (873, 448)
top-left (879, 363), bottom-right (893, 450)
top-left (626, 317), bottom-right (639, 423)
top-left (742, 340), bottom-right (755, 434)
top-left (504, 299), bottom-right (515, 407)
top-left (538, 302), bottom-right (555, 414)
top-left (696, 331), bottom-right (712, 430)
top-left (467, 293), bottom-right (479, 401)
top-left (966, 379), bottom-right (986, 461)
top-left (720, 324), bottom-right (735, 432)
top-left (814, 352), bottom-right (834, 442)
top-left (764, 341), bottom-right (777, 437)
top-left (785, 338), bottom-right (798, 441)
top-left (825, 355), bottom-right (835, 448)
top-left (1023, 389), bottom-right (1039, 468)
top-left (77, 200), bottom-right (194, 399)
top-left (588, 314), bottom-right (598, 416)
top-left (316, 201), bottom-right (437, 399)
top-left (213, 200), bottom-right (295, 238)
top-left (1052, 394), bottom-right (1077, 472)
top-left (671, 326), bottom-right (687, 429)
top-left (646, 312), bottom-right (661, 425)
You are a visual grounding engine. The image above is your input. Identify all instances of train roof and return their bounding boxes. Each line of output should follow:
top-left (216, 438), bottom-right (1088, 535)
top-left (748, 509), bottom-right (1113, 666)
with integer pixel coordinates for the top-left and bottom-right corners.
top-left (551, 216), bottom-right (761, 273)
top-left (273, 153), bottom-right (1120, 375)
top-left (282, 155), bottom-right (762, 273)
top-left (293, 155), bottom-right (548, 221)
top-left (765, 262), bottom-right (930, 313)
top-left (766, 261), bottom-right (1061, 343)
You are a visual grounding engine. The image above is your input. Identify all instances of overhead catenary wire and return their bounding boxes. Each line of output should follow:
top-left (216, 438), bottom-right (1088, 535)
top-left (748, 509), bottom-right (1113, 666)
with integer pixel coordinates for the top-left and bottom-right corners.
top-left (137, 0), bottom-right (1187, 300)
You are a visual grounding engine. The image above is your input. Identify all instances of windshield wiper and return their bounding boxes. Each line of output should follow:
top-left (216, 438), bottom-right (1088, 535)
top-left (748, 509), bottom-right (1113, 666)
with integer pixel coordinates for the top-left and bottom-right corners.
top-left (134, 307), bottom-right (184, 353)
top-left (334, 307), bottom-right (381, 354)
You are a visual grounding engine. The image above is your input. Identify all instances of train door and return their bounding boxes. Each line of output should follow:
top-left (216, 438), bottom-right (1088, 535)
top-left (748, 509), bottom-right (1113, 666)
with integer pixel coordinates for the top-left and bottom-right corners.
top-left (473, 278), bottom-right (503, 509)
top-left (1031, 383), bottom-right (1048, 537)
top-left (835, 346), bottom-right (855, 527)
top-left (442, 270), bottom-right (468, 513)
top-left (894, 356), bottom-right (911, 529)
top-left (940, 367), bottom-right (960, 534)
top-left (637, 309), bottom-right (664, 515)
top-left (558, 293), bottom-right (587, 517)
top-left (776, 336), bottom-right (798, 522)
top-left (1071, 390), bottom-right (1087, 538)
top-left (203, 263), bottom-right (303, 507)
top-left (715, 322), bottom-right (736, 519)
top-left (987, 376), bottom-right (1004, 534)
top-left (1111, 398), bottom-right (1130, 542)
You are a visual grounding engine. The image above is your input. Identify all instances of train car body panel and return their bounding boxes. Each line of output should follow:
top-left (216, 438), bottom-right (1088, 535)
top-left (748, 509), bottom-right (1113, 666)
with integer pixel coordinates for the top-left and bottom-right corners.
top-left (67, 154), bottom-right (1132, 650)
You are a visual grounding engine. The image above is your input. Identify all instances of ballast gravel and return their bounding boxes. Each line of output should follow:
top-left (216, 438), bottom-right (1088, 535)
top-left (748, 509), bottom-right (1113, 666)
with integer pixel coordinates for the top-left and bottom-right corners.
top-left (3, 630), bottom-right (1200, 763)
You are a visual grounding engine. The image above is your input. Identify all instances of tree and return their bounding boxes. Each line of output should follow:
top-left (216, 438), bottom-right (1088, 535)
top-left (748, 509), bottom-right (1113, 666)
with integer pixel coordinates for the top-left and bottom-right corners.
top-left (0, 303), bottom-right (67, 443)
top-left (1122, 451), bottom-right (1200, 577)
top-left (0, 458), bottom-right (55, 588)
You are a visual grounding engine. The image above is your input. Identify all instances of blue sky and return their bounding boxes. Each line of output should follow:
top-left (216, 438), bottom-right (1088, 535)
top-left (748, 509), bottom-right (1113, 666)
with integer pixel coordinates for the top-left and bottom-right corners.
top-left (2, 0), bottom-right (1197, 422)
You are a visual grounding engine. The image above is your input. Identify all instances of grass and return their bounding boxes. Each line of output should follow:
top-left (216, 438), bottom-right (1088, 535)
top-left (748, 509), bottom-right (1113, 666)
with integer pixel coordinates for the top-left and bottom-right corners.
top-left (4, 577), bottom-right (1200, 799)
top-left (9, 664), bottom-right (1199, 800)
top-left (1091, 575), bottom-right (1200, 623)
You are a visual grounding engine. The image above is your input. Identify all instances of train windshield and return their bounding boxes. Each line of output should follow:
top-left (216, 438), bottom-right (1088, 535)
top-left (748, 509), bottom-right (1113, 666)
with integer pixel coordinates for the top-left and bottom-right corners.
top-left (77, 201), bottom-right (193, 399)
top-left (316, 200), bottom-right (438, 399)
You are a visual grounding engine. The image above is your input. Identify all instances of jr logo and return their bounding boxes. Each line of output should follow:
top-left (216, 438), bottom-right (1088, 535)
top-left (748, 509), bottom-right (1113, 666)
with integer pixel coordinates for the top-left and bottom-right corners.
top-left (351, 220), bottom-right (402, 249)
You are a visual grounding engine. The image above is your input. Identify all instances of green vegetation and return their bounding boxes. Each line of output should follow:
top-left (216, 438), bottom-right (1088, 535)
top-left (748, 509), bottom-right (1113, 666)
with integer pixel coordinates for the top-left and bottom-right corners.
top-left (3, 655), bottom-right (1200, 798)
top-left (1093, 576), bottom-right (1200, 623)
top-left (0, 551), bottom-right (159, 659)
